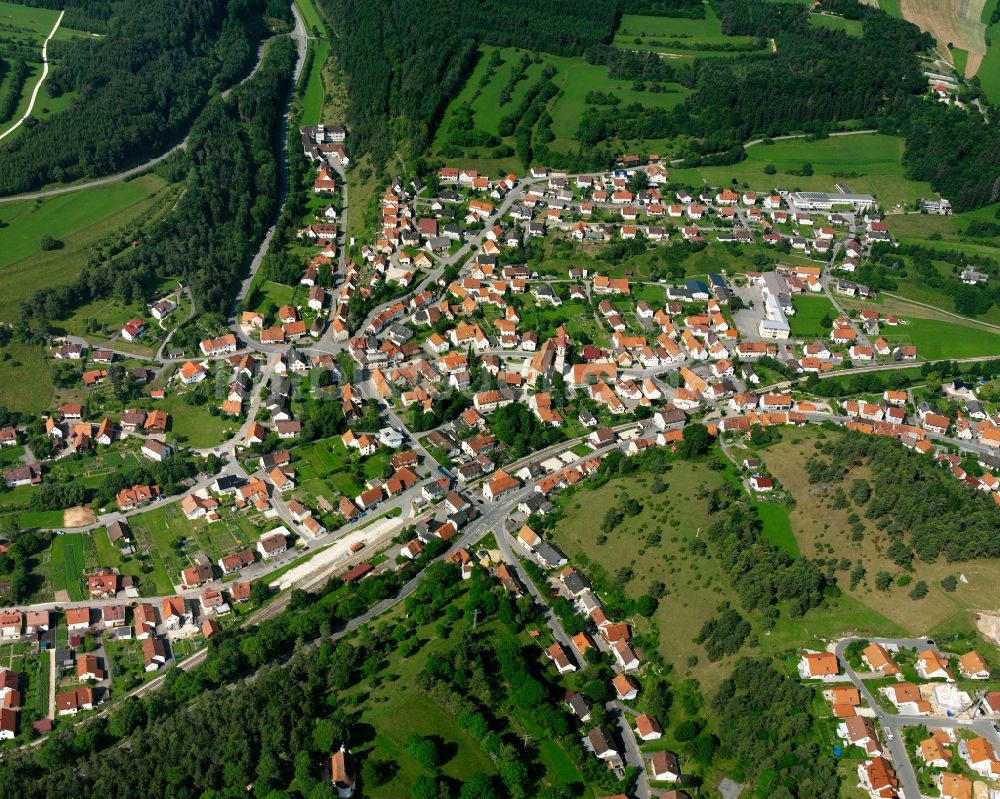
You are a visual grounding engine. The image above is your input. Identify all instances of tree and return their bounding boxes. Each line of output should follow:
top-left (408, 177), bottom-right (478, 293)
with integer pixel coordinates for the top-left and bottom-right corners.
top-left (679, 423), bottom-right (711, 458)
top-left (40, 235), bottom-right (61, 251)
top-left (940, 575), bottom-right (958, 592)
top-left (875, 571), bottom-right (893, 591)
top-left (406, 734), bottom-right (440, 771)
top-left (909, 580), bottom-right (928, 599)
top-left (763, 163), bottom-right (777, 175)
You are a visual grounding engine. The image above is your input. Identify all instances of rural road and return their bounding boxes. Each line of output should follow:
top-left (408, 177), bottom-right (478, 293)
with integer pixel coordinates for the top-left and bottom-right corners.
top-left (0, 10), bottom-right (64, 143)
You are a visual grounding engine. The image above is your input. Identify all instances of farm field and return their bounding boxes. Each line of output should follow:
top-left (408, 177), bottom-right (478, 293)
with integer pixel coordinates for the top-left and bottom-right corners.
top-left (760, 428), bottom-right (1000, 634)
top-left (671, 133), bottom-right (932, 212)
top-left (808, 12), bottom-right (863, 35)
top-left (899, 0), bottom-right (989, 77)
top-left (789, 295), bottom-right (838, 338)
top-left (49, 533), bottom-right (86, 600)
top-left (0, 175), bottom-right (172, 321)
top-left (876, 314), bottom-right (1000, 358)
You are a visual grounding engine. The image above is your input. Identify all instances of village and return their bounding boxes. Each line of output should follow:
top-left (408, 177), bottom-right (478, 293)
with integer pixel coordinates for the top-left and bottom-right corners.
top-left (2, 126), bottom-right (1000, 799)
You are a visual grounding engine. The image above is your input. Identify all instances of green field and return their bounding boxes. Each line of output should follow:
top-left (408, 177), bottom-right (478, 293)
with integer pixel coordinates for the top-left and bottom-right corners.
top-left (50, 534), bottom-right (86, 600)
top-left (754, 501), bottom-right (800, 556)
top-left (613, 7), bottom-right (765, 57)
top-left (0, 175), bottom-right (171, 321)
top-left (876, 0), bottom-right (903, 18)
top-left (789, 295), bottom-right (837, 338)
top-left (294, 0), bottom-right (325, 34)
top-left (300, 38), bottom-right (330, 125)
top-left (877, 315), bottom-right (1000, 359)
top-left (980, 0), bottom-right (1000, 103)
top-left (151, 391), bottom-right (237, 449)
top-left (294, 437), bottom-right (392, 503)
top-left (0, 340), bottom-right (54, 412)
top-left (950, 45), bottom-right (969, 75)
top-left (809, 13), bottom-right (863, 36)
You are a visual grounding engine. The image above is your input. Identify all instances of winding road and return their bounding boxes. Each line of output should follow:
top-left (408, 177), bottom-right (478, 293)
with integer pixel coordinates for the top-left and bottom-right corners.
top-left (0, 10), bottom-right (63, 144)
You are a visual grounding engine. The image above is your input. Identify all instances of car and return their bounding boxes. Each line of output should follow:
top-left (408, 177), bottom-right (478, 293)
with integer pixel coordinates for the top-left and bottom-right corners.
top-left (993, 723), bottom-right (1000, 734)
top-left (885, 731), bottom-right (894, 741)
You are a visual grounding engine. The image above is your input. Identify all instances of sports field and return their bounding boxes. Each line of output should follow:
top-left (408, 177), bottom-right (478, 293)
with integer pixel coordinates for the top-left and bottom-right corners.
top-left (0, 175), bottom-right (171, 321)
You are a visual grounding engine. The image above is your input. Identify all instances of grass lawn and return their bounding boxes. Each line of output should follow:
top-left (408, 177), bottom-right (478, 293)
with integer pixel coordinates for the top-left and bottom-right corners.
top-left (0, 341), bottom-right (54, 412)
top-left (950, 45), bottom-right (969, 74)
top-left (149, 392), bottom-right (236, 449)
top-left (294, 436), bottom-right (391, 501)
top-left (809, 13), bottom-right (863, 35)
top-left (670, 133), bottom-right (933, 212)
top-left (50, 534), bottom-right (86, 600)
top-left (613, 7), bottom-right (764, 56)
top-left (789, 295), bottom-right (837, 338)
top-left (760, 427), bottom-right (1000, 634)
top-left (0, 175), bottom-right (170, 321)
top-left (294, 0), bottom-right (325, 34)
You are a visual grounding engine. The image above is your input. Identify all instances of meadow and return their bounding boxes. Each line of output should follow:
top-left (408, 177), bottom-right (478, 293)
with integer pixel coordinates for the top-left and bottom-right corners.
top-left (979, 0), bottom-right (1000, 103)
top-left (49, 533), bottom-right (86, 600)
top-left (0, 175), bottom-right (172, 321)
top-left (0, 340), bottom-right (53, 412)
top-left (760, 428), bottom-right (1000, 635)
top-left (300, 39), bottom-right (330, 125)
top-left (431, 44), bottom-right (693, 165)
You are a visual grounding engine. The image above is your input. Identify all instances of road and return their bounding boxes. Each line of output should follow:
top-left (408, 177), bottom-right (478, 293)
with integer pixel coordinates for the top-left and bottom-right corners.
top-left (0, 10), bottom-right (63, 143)
top-left (835, 637), bottom-right (1000, 799)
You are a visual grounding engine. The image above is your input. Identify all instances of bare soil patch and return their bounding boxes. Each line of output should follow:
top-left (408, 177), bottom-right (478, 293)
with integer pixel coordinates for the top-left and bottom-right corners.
top-left (63, 505), bottom-right (96, 528)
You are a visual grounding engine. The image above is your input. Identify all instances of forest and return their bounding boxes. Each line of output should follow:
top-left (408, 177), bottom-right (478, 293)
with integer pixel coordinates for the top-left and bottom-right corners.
top-left (805, 430), bottom-right (1000, 562)
top-left (21, 35), bottom-right (297, 325)
top-left (0, 0), bottom-right (288, 193)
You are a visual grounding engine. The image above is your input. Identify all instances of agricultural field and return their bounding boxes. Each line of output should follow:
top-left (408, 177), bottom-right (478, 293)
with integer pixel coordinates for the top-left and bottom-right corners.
top-left (671, 133), bottom-right (933, 212)
top-left (875, 314), bottom-right (1000, 358)
top-left (613, 7), bottom-right (768, 58)
top-left (789, 295), bottom-right (838, 338)
top-left (49, 533), bottom-right (87, 601)
top-left (300, 38), bottom-right (330, 125)
top-left (759, 427), bottom-right (1000, 635)
top-left (808, 12), bottom-right (864, 35)
top-left (898, 0), bottom-right (989, 77)
top-left (0, 175), bottom-right (172, 321)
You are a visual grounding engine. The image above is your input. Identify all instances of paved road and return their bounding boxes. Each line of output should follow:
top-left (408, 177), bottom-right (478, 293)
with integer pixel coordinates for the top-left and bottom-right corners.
top-left (835, 637), bottom-right (1000, 799)
top-left (0, 10), bottom-right (64, 143)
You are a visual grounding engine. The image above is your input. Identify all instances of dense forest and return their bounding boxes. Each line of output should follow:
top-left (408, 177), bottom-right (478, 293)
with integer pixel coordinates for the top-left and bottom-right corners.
top-left (806, 430), bottom-right (1000, 562)
top-left (0, 0), bottom-right (289, 193)
top-left (21, 35), bottom-right (296, 326)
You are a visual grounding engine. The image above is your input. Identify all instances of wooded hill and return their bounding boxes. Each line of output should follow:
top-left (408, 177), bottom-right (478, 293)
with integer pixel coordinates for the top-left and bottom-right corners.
top-left (0, 0), bottom-right (289, 194)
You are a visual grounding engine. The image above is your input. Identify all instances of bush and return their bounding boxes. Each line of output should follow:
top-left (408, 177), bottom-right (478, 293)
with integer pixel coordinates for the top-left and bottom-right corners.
top-left (909, 580), bottom-right (928, 600)
top-left (941, 575), bottom-right (958, 592)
